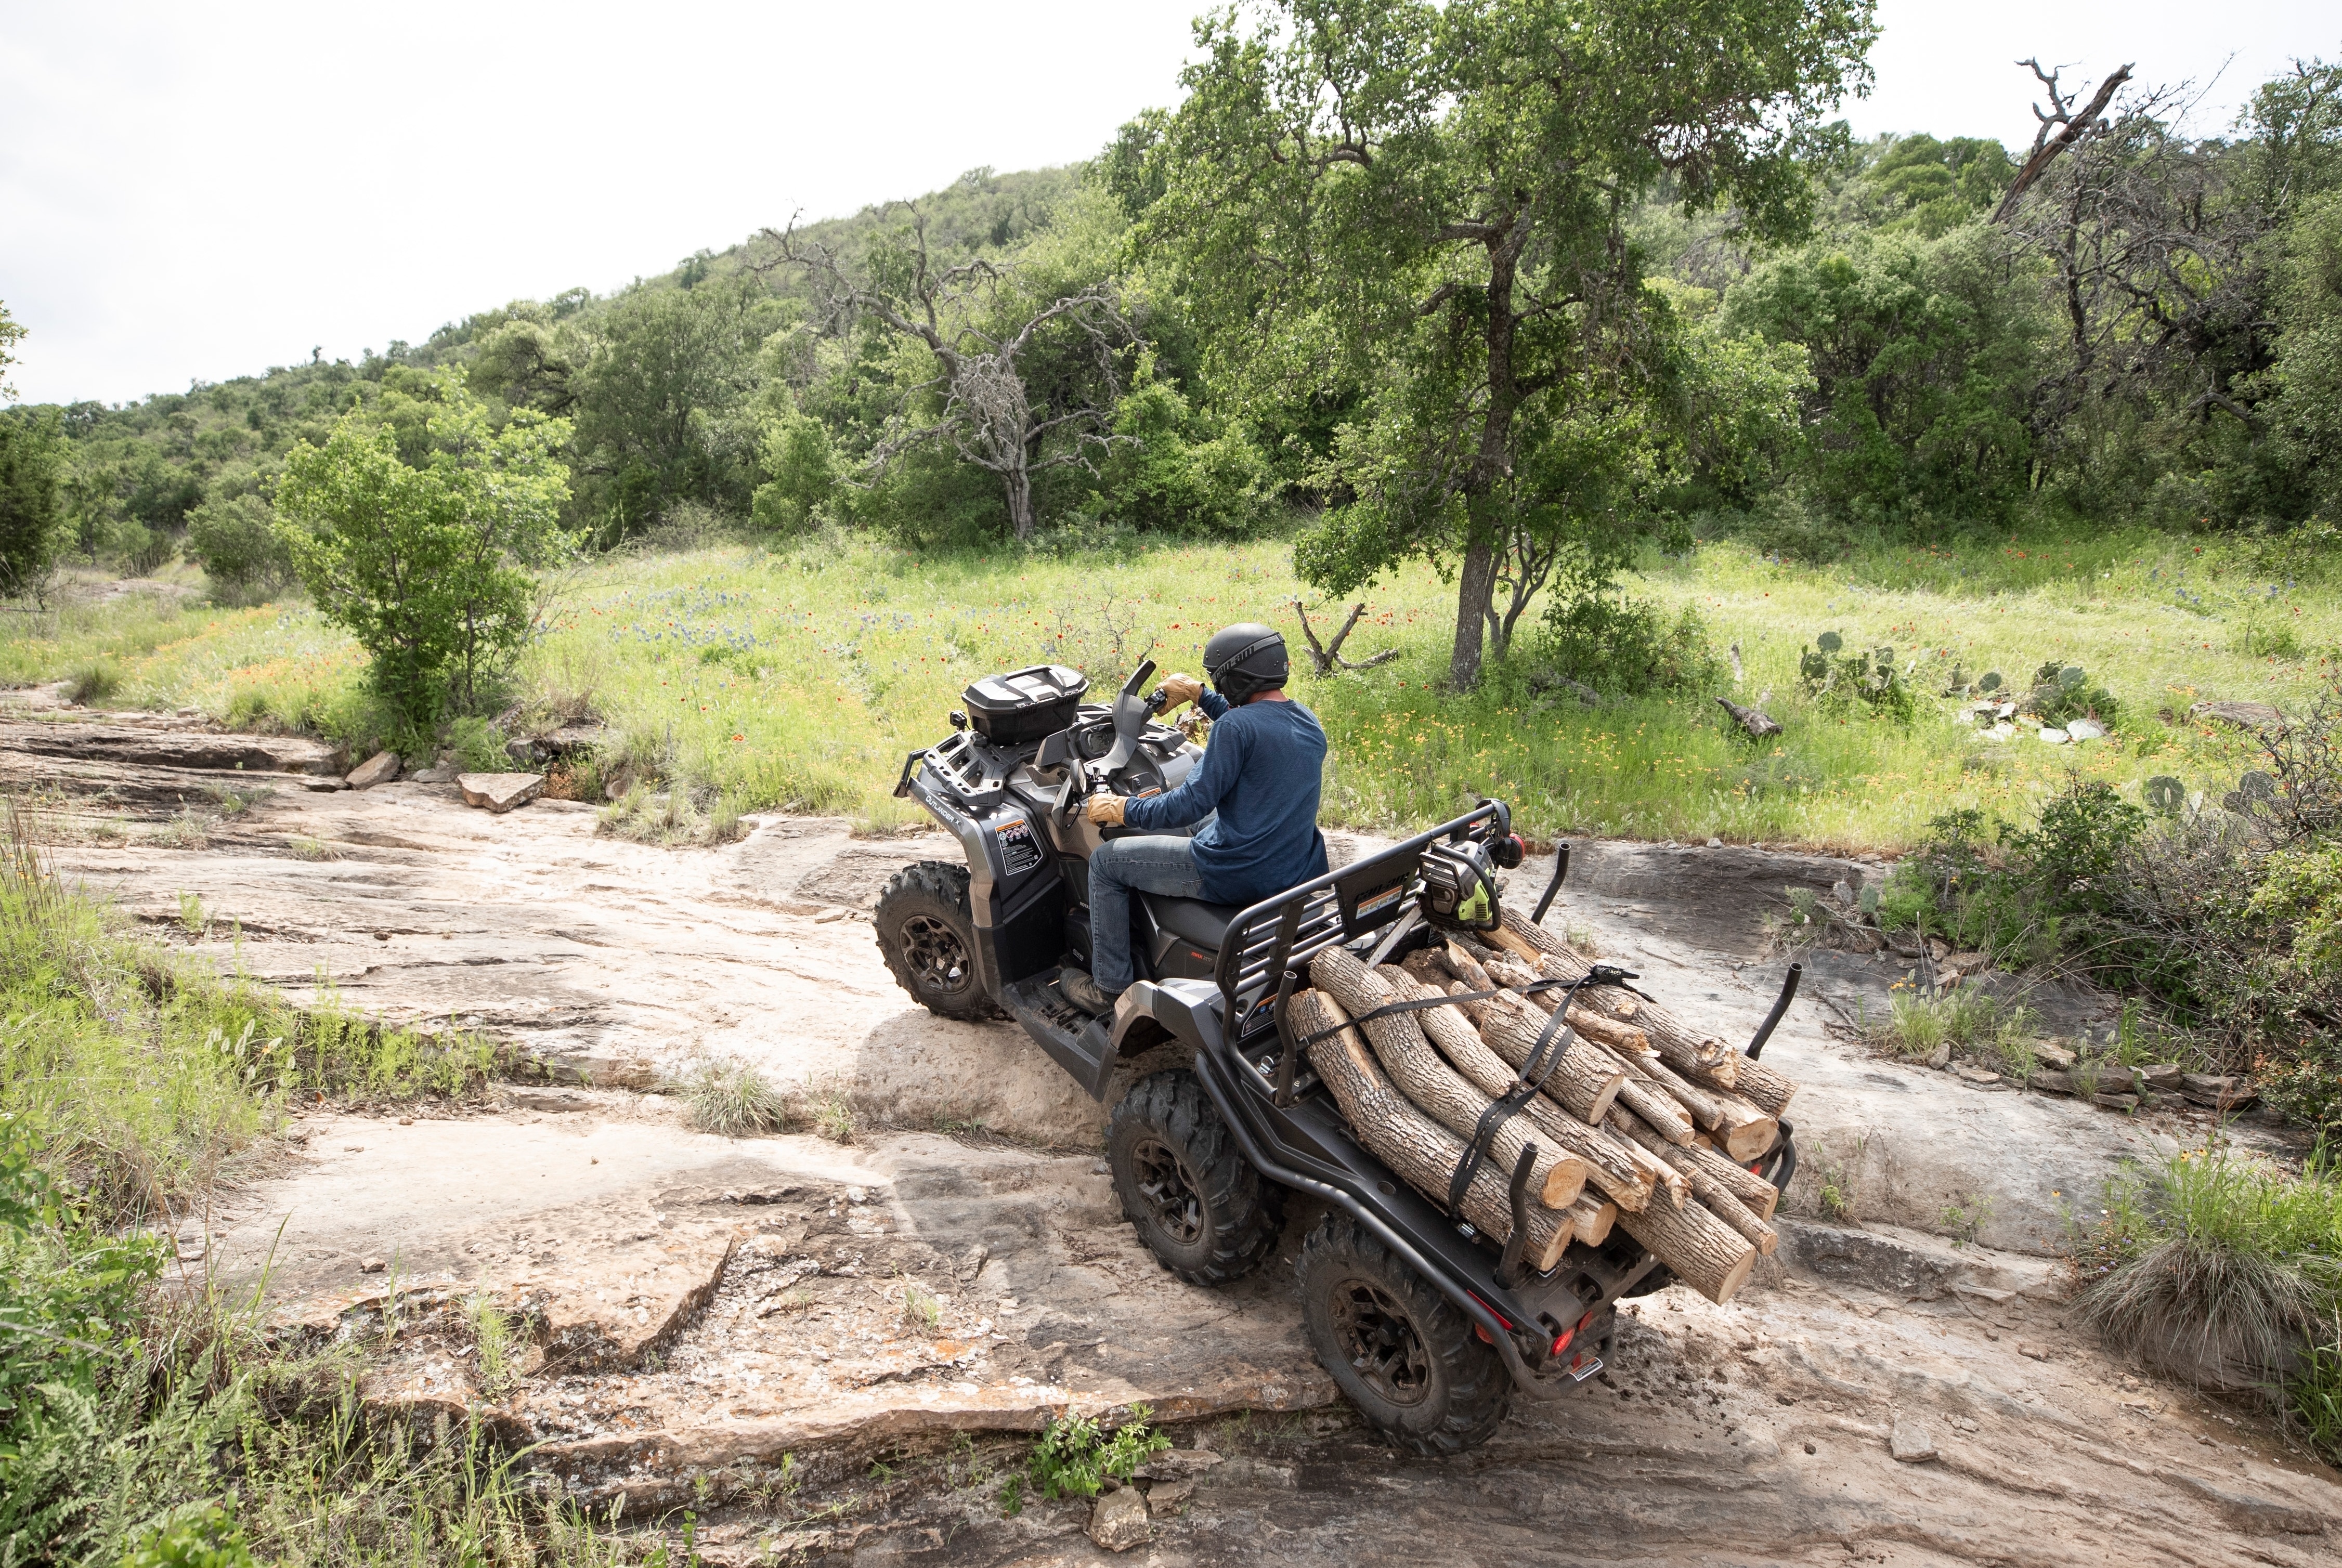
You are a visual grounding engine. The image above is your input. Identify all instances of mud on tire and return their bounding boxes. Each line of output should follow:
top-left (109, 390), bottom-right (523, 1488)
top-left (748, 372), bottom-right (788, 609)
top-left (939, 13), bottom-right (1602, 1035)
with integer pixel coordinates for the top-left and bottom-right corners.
top-left (1108, 1069), bottom-right (1281, 1287)
top-left (1298, 1213), bottom-right (1511, 1455)
top-left (873, 861), bottom-right (999, 1021)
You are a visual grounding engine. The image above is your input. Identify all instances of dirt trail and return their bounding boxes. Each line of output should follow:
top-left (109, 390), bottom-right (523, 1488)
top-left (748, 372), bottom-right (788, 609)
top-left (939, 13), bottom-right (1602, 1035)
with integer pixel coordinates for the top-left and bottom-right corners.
top-left (8, 703), bottom-right (2336, 1563)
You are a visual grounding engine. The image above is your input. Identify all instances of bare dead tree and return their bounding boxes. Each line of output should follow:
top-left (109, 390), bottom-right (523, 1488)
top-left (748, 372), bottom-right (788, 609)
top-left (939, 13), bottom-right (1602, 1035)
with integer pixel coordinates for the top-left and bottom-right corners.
top-left (1992, 58), bottom-right (2135, 224)
top-left (1291, 599), bottom-right (1400, 674)
top-left (1998, 73), bottom-right (2275, 449)
top-left (757, 206), bottom-right (1133, 539)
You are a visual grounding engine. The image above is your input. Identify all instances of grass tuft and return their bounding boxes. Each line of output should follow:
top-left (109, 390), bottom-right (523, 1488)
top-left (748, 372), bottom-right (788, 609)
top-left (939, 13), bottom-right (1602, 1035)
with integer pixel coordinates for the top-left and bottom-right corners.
top-left (673, 1054), bottom-right (789, 1138)
top-left (2079, 1147), bottom-right (2342, 1451)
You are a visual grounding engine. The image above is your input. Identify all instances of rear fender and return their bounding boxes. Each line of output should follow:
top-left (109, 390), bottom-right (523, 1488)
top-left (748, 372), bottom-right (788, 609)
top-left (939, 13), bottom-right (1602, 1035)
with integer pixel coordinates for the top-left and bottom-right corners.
top-left (1112, 979), bottom-right (1225, 1061)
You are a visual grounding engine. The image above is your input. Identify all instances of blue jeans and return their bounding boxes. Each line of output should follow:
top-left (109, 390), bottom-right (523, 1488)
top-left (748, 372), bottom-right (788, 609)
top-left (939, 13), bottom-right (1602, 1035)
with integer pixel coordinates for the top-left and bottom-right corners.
top-left (1087, 833), bottom-right (1206, 994)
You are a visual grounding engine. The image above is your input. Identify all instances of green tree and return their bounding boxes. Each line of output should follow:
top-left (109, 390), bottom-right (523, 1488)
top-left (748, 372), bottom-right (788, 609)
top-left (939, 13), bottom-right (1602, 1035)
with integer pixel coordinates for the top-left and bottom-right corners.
top-left (0, 299), bottom-right (23, 401)
top-left (567, 274), bottom-right (784, 544)
top-left (275, 379), bottom-right (571, 722)
top-left (1143, 0), bottom-right (1876, 687)
top-left (1720, 224), bottom-right (2045, 520)
top-left (0, 410), bottom-right (65, 599)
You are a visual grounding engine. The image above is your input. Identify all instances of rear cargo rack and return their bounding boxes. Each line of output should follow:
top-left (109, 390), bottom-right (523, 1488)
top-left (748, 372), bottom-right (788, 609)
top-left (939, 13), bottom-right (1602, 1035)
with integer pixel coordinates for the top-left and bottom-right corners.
top-left (1213, 802), bottom-right (1509, 1050)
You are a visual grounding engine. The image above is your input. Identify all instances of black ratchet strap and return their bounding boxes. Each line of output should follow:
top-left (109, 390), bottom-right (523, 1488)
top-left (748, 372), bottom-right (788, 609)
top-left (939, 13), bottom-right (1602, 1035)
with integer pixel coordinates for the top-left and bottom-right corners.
top-left (1442, 973), bottom-right (1596, 1218)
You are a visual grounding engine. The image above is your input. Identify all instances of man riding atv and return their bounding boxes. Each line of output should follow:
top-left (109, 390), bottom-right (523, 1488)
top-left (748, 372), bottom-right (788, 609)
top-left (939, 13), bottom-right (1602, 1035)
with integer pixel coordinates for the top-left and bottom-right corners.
top-left (1059, 622), bottom-right (1329, 1015)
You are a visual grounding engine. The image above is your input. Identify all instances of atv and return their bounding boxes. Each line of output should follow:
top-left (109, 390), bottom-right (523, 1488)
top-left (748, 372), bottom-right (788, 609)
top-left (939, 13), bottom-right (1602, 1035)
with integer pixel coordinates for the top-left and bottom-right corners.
top-left (875, 658), bottom-right (1796, 1453)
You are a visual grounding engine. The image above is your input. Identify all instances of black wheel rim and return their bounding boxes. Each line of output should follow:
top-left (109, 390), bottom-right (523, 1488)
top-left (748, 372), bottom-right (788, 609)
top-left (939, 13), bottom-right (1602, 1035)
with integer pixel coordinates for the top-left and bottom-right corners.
top-left (1330, 1277), bottom-right (1431, 1406)
top-left (898, 913), bottom-right (973, 998)
top-left (1129, 1137), bottom-right (1204, 1245)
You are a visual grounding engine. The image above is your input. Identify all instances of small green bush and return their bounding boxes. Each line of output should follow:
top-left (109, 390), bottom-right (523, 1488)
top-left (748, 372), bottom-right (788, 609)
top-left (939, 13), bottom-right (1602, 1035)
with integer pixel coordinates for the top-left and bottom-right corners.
top-left (184, 493), bottom-right (294, 605)
top-left (1532, 589), bottom-right (1723, 698)
top-left (1021, 1407), bottom-right (1169, 1503)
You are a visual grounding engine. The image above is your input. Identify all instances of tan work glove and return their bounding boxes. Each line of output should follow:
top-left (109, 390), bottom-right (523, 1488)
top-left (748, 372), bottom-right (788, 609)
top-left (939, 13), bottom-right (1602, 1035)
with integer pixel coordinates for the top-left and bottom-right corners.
top-left (1160, 672), bottom-right (1204, 711)
top-left (1084, 794), bottom-right (1127, 827)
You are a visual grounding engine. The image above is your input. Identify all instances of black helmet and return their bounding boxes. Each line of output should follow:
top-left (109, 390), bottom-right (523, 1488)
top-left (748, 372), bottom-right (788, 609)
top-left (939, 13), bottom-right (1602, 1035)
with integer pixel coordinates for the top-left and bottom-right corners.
top-left (1204, 622), bottom-right (1290, 703)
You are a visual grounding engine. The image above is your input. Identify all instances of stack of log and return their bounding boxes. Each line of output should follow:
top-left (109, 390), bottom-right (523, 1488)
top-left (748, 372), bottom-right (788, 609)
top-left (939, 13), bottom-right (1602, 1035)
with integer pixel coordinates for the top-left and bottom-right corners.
top-left (1285, 908), bottom-right (1797, 1304)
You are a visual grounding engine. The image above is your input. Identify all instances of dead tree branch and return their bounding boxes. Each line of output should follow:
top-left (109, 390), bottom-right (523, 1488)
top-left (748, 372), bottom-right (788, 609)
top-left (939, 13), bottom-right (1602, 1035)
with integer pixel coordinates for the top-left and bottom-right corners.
top-left (1993, 58), bottom-right (2135, 223)
top-left (1292, 599), bottom-right (1401, 674)
top-left (754, 206), bottom-right (1134, 539)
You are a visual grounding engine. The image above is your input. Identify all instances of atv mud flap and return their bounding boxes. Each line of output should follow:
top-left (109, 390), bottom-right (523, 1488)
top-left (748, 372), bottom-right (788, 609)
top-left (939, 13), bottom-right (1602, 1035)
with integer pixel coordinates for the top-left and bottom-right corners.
top-left (1004, 974), bottom-right (1116, 1100)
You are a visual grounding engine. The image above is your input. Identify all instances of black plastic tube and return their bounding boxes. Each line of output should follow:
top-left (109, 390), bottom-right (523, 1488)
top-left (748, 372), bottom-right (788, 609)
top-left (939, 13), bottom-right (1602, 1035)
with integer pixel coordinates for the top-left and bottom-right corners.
top-left (1745, 962), bottom-right (1802, 1061)
top-left (1531, 842), bottom-right (1571, 924)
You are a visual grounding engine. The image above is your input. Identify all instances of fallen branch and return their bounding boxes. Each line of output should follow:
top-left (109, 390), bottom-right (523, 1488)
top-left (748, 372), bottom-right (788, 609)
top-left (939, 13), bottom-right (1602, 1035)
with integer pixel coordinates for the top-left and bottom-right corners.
top-left (1292, 599), bottom-right (1401, 674)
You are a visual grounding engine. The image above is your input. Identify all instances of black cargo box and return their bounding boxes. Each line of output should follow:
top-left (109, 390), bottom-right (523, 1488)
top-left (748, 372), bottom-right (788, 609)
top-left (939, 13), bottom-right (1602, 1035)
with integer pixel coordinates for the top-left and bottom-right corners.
top-left (961, 665), bottom-right (1089, 744)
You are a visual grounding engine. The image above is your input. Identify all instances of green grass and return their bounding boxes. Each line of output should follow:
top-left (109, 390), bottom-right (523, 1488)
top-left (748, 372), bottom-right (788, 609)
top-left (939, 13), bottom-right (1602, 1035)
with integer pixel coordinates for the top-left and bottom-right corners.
top-left (1862, 987), bottom-right (2038, 1077)
top-left (2081, 1146), bottom-right (2342, 1458)
top-left (10, 520), bottom-right (2338, 851)
top-left (0, 801), bottom-right (634, 1565)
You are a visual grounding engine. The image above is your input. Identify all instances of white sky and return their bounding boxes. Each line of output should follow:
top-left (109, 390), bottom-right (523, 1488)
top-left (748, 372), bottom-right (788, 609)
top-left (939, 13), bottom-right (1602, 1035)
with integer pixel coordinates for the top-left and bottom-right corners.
top-left (2, 1), bottom-right (2334, 407)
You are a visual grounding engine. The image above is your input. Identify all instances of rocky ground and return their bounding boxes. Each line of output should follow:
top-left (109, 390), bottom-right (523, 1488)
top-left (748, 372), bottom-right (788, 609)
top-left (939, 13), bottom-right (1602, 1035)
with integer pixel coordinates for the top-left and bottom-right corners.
top-left (6, 695), bottom-right (2336, 1564)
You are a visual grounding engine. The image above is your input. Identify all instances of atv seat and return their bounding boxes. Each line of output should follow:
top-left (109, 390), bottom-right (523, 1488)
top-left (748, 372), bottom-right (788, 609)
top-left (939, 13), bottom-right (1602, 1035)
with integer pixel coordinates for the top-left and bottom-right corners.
top-left (1142, 893), bottom-right (1245, 954)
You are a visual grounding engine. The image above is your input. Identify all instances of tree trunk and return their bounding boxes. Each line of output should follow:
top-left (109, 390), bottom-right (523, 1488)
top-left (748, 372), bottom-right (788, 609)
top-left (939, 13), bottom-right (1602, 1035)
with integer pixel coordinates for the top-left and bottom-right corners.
top-left (1310, 950), bottom-right (1588, 1210)
top-left (1448, 534), bottom-right (1498, 691)
top-left (1293, 989), bottom-right (1572, 1271)
top-left (1374, 966), bottom-right (1656, 1212)
top-left (1004, 462), bottom-right (1035, 540)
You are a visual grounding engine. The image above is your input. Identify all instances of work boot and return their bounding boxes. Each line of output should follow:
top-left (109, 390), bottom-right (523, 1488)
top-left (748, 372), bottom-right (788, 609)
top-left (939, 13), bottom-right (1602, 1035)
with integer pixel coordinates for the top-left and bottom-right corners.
top-left (1059, 966), bottom-right (1117, 1016)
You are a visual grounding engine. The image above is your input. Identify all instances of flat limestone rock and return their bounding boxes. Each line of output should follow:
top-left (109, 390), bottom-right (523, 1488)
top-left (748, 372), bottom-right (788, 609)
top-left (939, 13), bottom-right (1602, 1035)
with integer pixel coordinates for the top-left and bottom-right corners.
top-left (346, 750), bottom-right (401, 789)
top-left (2190, 699), bottom-right (2286, 733)
top-left (1889, 1419), bottom-right (1937, 1462)
top-left (0, 716), bottom-right (345, 775)
top-left (459, 772), bottom-right (543, 813)
top-left (1089, 1487), bottom-right (1151, 1552)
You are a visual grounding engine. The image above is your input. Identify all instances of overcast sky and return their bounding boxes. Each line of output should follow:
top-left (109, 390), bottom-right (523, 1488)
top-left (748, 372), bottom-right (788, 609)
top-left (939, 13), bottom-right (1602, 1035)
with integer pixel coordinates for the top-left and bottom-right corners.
top-left (2, 1), bottom-right (2333, 407)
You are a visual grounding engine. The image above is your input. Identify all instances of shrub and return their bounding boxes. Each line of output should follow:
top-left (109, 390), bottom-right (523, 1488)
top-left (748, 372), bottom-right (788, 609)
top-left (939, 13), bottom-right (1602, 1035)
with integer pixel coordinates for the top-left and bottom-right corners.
top-left (1531, 589), bottom-right (1723, 699)
top-left (0, 408), bottom-right (66, 600)
top-left (674, 1055), bottom-right (788, 1137)
top-left (183, 493), bottom-right (293, 604)
top-left (276, 376), bottom-right (573, 724)
top-left (1020, 1407), bottom-right (1169, 1504)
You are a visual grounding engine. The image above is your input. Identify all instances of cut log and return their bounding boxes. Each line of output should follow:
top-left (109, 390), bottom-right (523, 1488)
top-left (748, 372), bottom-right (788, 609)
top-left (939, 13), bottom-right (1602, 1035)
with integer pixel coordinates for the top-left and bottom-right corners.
top-left (1609, 1113), bottom-right (1780, 1219)
top-left (1626, 1050), bottom-right (1778, 1162)
top-left (1376, 968), bottom-right (1657, 1212)
top-left (1691, 1051), bottom-right (1795, 1117)
top-left (1495, 908), bottom-right (1735, 1076)
top-left (1440, 940), bottom-right (1495, 991)
top-left (1614, 1193), bottom-right (1759, 1305)
top-left (1447, 981), bottom-right (1628, 1129)
top-left (1611, 1068), bottom-right (1699, 1147)
top-left (1605, 1110), bottom-right (1777, 1255)
top-left (1568, 1194), bottom-right (1618, 1248)
top-left (1311, 949), bottom-right (1588, 1209)
top-left (1291, 990), bottom-right (1572, 1270)
top-left (1481, 952), bottom-right (1655, 1053)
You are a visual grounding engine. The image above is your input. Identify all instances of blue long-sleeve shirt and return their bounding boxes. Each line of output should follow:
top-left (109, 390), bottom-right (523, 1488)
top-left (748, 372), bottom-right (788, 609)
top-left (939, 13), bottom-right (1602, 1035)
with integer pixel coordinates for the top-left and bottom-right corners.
top-left (1122, 691), bottom-right (1329, 907)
